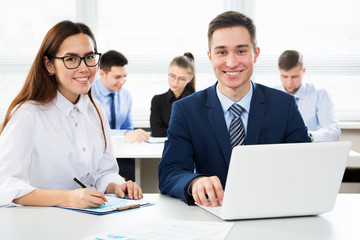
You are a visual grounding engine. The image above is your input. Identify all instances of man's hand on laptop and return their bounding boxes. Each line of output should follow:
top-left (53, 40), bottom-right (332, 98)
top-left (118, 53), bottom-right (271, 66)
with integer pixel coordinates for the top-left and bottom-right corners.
top-left (191, 176), bottom-right (224, 207)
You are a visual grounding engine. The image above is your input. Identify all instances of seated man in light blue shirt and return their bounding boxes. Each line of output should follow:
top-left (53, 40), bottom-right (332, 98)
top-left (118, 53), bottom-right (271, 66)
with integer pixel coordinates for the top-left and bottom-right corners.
top-left (91, 50), bottom-right (149, 142)
top-left (92, 50), bottom-right (149, 181)
top-left (275, 50), bottom-right (341, 142)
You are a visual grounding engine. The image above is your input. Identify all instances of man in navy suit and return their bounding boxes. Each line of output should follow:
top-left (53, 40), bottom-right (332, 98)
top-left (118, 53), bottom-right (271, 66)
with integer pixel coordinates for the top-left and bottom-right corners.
top-left (158, 11), bottom-right (311, 206)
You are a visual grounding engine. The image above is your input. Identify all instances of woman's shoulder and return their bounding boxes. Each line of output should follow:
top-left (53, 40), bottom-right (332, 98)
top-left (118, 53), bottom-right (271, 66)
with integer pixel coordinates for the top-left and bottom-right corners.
top-left (7, 100), bottom-right (48, 127)
top-left (152, 91), bottom-right (169, 101)
top-left (15, 100), bottom-right (49, 114)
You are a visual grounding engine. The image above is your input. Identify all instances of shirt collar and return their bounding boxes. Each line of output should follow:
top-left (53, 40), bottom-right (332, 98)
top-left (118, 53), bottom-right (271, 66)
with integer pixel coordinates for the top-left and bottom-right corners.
top-left (166, 89), bottom-right (176, 102)
top-left (216, 82), bottom-right (253, 114)
top-left (55, 91), bottom-right (89, 116)
top-left (96, 78), bottom-right (116, 97)
top-left (293, 84), bottom-right (305, 100)
top-left (166, 88), bottom-right (192, 102)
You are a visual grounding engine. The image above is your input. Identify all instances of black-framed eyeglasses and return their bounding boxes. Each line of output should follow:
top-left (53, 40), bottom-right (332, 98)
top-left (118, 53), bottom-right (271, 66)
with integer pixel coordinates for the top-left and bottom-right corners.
top-left (49, 53), bottom-right (102, 69)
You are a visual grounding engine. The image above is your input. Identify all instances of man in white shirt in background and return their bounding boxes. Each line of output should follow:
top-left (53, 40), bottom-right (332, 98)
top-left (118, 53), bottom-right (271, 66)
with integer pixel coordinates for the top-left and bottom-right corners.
top-left (275, 50), bottom-right (341, 142)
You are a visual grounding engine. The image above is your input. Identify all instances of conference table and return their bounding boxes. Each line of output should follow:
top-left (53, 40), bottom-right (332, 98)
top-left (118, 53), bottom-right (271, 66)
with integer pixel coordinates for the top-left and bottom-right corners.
top-left (347, 149), bottom-right (360, 168)
top-left (1, 193), bottom-right (360, 240)
top-left (112, 136), bottom-right (164, 193)
top-left (111, 136), bottom-right (360, 193)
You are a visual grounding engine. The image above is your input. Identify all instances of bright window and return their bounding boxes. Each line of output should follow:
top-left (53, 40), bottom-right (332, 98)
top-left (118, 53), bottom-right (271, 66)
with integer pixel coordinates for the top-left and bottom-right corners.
top-left (0, 0), bottom-right (76, 120)
top-left (0, 0), bottom-right (359, 127)
top-left (96, 0), bottom-right (223, 126)
top-left (252, 0), bottom-right (360, 121)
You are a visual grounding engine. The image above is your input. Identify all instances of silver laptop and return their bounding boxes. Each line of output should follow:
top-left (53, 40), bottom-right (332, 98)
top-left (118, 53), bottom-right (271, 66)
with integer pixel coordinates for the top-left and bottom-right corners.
top-left (198, 142), bottom-right (351, 220)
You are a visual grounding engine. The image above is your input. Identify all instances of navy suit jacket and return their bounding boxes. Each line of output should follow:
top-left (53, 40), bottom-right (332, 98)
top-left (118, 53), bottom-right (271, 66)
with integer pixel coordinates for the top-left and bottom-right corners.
top-left (158, 82), bottom-right (311, 205)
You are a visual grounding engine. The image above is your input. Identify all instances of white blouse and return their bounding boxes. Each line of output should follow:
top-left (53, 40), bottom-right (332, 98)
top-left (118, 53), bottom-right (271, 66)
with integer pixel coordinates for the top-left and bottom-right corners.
top-left (0, 91), bottom-right (125, 206)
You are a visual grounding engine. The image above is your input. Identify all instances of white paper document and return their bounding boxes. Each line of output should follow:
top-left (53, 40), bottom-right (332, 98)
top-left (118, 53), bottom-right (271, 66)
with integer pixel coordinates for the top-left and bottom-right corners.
top-left (84, 218), bottom-right (233, 240)
top-left (58, 195), bottom-right (154, 215)
top-left (80, 196), bottom-right (142, 213)
top-left (146, 137), bottom-right (167, 144)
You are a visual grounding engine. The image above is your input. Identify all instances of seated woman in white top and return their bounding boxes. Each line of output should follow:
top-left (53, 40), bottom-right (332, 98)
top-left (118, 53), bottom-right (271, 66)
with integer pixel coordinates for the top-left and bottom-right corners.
top-left (0, 20), bottom-right (142, 208)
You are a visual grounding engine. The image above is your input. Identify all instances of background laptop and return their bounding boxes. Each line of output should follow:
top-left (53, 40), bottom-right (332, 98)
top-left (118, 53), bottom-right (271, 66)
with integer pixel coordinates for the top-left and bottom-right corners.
top-left (198, 141), bottom-right (351, 220)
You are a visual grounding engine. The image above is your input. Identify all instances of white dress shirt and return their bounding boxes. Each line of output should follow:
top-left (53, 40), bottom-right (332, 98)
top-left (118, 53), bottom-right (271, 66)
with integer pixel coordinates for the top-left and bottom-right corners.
top-left (0, 91), bottom-right (125, 206)
top-left (275, 83), bottom-right (341, 142)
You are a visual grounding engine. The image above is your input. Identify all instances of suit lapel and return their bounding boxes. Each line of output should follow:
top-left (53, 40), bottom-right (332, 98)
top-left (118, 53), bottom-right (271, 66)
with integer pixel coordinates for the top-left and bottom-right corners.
top-left (246, 83), bottom-right (266, 144)
top-left (205, 84), bottom-right (232, 165)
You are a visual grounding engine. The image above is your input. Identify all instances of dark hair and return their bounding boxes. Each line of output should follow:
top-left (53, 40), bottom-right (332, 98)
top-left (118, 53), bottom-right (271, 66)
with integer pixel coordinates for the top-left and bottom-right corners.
top-left (278, 50), bottom-right (304, 71)
top-left (1, 20), bottom-right (107, 150)
top-left (100, 50), bottom-right (128, 72)
top-left (169, 52), bottom-right (196, 93)
top-left (208, 11), bottom-right (257, 51)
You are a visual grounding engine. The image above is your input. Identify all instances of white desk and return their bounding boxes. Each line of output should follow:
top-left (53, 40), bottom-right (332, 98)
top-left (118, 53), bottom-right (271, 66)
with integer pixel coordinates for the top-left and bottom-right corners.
top-left (348, 150), bottom-right (360, 168)
top-left (112, 136), bottom-right (164, 158)
top-left (1, 193), bottom-right (360, 240)
top-left (112, 136), bottom-right (164, 193)
top-left (111, 137), bottom-right (360, 192)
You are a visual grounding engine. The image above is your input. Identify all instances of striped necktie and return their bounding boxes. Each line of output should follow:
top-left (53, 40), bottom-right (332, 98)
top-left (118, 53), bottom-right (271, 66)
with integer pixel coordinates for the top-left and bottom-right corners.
top-left (109, 92), bottom-right (116, 129)
top-left (229, 104), bottom-right (246, 148)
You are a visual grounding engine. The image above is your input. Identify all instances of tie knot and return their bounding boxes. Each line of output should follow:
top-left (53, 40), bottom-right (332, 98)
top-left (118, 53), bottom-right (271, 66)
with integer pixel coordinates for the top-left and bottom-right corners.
top-left (109, 92), bottom-right (115, 99)
top-left (229, 104), bottom-right (244, 118)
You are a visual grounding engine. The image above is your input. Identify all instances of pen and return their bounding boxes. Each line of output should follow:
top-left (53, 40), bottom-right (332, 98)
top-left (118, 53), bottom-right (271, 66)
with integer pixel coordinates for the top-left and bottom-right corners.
top-left (73, 177), bottom-right (87, 188)
top-left (73, 177), bottom-right (108, 204)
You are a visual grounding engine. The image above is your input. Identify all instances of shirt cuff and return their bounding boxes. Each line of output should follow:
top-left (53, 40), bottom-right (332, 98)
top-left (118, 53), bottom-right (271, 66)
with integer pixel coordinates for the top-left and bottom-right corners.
top-left (0, 177), bottom-right (36, 206)
top-left (96, 173), bottom-right (126, 193)
top-left (184, 174), bottom-right (208, 196)
top-left (185, 179), bottom-right (195, 196)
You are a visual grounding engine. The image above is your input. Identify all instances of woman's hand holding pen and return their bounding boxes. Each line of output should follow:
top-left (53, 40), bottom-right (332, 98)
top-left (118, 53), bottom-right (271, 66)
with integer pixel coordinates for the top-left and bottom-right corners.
top-left (106, 181), bottom-right (143, 200)
top-left (67, 188), bottom-right (108, 209)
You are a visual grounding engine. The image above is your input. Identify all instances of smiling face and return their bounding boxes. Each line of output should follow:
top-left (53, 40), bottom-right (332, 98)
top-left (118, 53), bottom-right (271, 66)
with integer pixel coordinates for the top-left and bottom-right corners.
top-left (100, 65), bottom-right (127, 92)
top-left (208, 26), bottom-right (260, 101)
top-left (44, 33), bottom-right (97, 104)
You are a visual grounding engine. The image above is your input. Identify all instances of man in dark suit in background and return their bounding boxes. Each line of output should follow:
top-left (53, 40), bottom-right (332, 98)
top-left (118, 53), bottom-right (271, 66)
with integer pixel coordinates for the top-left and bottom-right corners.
top-left (158, 11), bottom-right (311, 206)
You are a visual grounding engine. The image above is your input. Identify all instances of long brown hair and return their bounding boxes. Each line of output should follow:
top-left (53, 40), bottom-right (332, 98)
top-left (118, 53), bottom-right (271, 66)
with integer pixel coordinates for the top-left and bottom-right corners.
top-left (1, 20), bottom-right (107, 150)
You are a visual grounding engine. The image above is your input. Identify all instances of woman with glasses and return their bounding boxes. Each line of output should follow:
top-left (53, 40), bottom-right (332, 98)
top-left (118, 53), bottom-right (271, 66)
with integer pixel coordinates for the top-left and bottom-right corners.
top-left (0, 20), bottom-right (142, 208)
top-left (150, 52), bottom-right (196, 137)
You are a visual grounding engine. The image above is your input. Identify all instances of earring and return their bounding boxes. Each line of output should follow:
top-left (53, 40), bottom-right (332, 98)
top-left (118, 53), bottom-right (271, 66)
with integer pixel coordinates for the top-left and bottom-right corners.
top-left (48, 73), bottom-right (55, 76)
